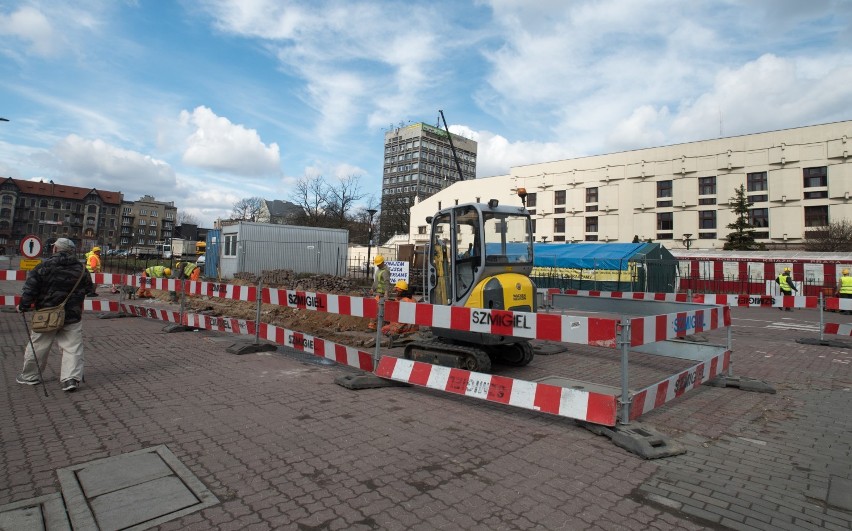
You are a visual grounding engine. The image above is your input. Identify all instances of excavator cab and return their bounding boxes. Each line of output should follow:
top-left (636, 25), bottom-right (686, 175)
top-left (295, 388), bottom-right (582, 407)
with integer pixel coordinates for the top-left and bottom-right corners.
top-left (405, 195), bottom-right (537, 373)
top-left (428, 200), bottom-right (535, 311)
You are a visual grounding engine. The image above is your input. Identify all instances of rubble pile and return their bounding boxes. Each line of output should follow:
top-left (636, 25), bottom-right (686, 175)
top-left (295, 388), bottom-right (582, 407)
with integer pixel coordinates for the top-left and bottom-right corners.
top-left (233, 269), bottom-right (368, 294)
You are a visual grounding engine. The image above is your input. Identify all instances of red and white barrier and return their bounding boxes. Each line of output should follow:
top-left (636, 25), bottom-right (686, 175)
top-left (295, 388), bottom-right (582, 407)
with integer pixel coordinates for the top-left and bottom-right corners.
top-left (825, 298), bottom-right (852, 312)
top-left (563, 289), bottom-right (689, 303)
top-left (185, 280), bottom-right (256, 301)
top-left (629, 306), bottom-right (730, 347)
top-left (83, 300), bottom-right (120, 312)
top-left (376, 356), bottom-right (619, 426)
top-left (628, 351), bottom-right (731, 421)
top-left (0, 270), bottom-right (27, 281)
top-left (1, 295), bottom-right (20, 306)
top-left (262, 289), bottom-right (374, 317)
top-left (119, 303), bottom-right (182, 323)
top-left (184, 313), bottom-right (256, 335)
top-left (824, 323), bottom-right (852, 336)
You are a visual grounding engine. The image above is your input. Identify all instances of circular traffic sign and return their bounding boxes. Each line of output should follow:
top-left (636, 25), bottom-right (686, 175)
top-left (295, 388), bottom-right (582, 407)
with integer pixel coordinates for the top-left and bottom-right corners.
top-left (20, 235), bottom-right (43, 258)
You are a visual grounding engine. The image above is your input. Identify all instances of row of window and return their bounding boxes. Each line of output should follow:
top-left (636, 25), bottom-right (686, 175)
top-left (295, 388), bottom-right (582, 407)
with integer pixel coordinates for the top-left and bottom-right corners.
top-left (531, 205), bottom-right (829, 241)
top-left (524, 166), bottom-right (831, 210)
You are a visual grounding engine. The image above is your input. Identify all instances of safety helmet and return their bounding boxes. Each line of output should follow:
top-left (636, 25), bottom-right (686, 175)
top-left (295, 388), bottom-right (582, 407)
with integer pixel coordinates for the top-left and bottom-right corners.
top-left (395, 280), bottom-right (409, 291)
top-left (784, 267), bottom-right (791, 272)
top-left (844, 269), bottom-right (850, 275)
top-left (164, 267), bottom-right (172, 276)
top-left (374, 255), bottom-right (385, 266)
top-left (92, 246), bottom-right (101, 252)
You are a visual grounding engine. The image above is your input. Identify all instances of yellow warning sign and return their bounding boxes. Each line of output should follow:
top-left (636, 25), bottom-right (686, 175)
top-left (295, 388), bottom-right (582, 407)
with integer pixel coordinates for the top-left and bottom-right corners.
top-left (19, 259), bottom-right (42, 271)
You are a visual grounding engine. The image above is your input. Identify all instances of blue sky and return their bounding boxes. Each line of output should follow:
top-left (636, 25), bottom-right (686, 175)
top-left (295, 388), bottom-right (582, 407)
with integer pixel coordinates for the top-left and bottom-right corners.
top-left (2, 0), bottom-right (852, 228)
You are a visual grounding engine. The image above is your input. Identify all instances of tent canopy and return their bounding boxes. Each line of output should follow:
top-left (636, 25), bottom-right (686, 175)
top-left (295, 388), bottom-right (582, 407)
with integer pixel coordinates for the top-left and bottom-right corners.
top-left (533, 242), bottom-right (652, 270)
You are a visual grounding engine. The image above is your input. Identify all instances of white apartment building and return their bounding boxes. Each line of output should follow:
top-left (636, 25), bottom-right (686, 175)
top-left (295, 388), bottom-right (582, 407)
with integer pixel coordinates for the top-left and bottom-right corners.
top-left (408, 120), bottom-right (852, 250)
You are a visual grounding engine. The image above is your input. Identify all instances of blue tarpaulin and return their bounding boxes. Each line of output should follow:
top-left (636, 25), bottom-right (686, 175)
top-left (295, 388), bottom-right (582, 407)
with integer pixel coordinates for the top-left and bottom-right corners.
top-left (533, 243), bottom-right (648, 270)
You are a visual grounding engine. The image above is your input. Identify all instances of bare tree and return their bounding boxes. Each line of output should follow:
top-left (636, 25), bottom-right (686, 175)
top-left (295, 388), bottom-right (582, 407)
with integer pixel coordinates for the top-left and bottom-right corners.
top-left (804, 219), bottom-right (852, 251)
top-left (231, 197), bottom-right (263, 221)
top-left (289, 176), bottom-right (329, 226)
top-left (325, 175), bottom-right (366, 228)
top-left (177, 211), bottom-right (200, 226)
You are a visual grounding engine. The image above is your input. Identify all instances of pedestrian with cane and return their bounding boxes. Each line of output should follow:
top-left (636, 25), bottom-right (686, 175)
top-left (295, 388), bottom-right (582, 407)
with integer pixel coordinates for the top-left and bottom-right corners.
top-left (16, 238), bottom-right (94, 393)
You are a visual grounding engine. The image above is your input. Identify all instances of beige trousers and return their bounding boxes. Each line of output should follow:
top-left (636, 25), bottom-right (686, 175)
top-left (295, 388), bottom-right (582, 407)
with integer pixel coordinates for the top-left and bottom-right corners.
top-left (21, 321), bottom-right (85, 383)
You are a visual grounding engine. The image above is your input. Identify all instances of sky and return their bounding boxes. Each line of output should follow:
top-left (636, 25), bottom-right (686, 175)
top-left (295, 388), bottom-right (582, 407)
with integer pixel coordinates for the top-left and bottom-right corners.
top-left (2, 0), bottom-right (852, 228)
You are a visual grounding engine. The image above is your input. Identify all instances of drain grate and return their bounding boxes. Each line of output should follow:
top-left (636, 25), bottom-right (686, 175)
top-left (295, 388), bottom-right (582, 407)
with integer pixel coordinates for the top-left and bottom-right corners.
top-left (58, 445), bottom-right (218, 531)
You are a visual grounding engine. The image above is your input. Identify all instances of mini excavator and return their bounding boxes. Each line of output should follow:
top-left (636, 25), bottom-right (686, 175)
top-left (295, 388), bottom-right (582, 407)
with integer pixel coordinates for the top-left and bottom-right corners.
top-left (403, 189), bottom-right (537, 373)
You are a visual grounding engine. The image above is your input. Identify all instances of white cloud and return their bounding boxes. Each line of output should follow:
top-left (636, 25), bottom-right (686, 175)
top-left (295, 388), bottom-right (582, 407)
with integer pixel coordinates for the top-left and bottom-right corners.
top-left (47, 135), bottom-right (176, 193)
top-left (0, 6), bottom-right (57, 57)
top-left (180, 106), bottom-right (281, 176)
top-left (450, 125), bottom-right (573, 177)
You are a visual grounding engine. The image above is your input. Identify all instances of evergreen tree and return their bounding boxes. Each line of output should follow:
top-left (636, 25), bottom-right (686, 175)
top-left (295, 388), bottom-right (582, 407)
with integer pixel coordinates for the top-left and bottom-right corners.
top-left (723, 184), bottom-right (759, 250)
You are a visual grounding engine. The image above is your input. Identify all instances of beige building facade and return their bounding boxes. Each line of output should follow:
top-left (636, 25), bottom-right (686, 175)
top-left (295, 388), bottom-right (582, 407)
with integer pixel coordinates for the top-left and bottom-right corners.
top-left (409, 120), bottom-right (852, 250)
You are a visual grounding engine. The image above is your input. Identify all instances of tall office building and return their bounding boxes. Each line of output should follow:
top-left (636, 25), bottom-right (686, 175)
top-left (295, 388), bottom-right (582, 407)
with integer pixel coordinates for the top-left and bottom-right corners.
top-left (380, 122), bottom-right (477, 241)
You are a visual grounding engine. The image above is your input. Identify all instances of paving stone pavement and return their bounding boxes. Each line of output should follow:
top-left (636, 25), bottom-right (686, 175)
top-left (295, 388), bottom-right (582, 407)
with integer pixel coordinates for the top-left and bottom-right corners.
top-left (0, 304), bottom-right (850, 530)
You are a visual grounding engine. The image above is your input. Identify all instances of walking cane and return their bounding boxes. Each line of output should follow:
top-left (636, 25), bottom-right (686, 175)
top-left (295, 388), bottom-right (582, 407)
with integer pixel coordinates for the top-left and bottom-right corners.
top-left (20, 310), bottom-right (49, 397)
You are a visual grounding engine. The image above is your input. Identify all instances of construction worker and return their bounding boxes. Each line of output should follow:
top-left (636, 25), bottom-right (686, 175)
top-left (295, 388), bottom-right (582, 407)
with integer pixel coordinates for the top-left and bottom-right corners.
top-left (838, 268), bottom-right (852, 315)
top-left (776, 267), bottom-right (797, 311)
top-left (137, 265), bottom-right (171, 299)
top-left (85, 246), bottom-right (102, 296)
top-left (381, 280), bottom-right (419, 338)
top-left (367, 255), bottom-right (390, 330)
top-left (169, 261), bottom-right (201, 302)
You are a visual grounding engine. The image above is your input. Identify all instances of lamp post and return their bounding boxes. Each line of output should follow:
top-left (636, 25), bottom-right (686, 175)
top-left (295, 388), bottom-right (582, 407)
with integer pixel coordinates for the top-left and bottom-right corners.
top-left (365, 208), bottom-right (377, 275)
top-left (682, 233), bottom-right (694, 250)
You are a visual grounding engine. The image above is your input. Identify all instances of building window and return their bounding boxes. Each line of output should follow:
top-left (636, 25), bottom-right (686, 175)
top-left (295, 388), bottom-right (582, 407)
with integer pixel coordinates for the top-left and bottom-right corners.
top-left (526, 193), bottom-right (537, 208)
top-left (657, 180), bottom-right (672, 207)
top-left (586, 187), bottom-right (598, 203)
top-left (803, 166), bottom-right (828, 199)
top-left (553, 235), bottom-right (565, 242)
top-left (585, 235), bottom-right (598, 241)
top-left (418, 225), bottom-right (427, 234)
top-left (554, 190), bottom-right (566, 205)
top-left (698, 233), bottom-right (716, 239)
top-left (747, 172), bottom-right (767, 192)
top-left (657, 212), bottom-right (673, 231)
top-left (803, 166), bottom-right (827, 187)
top-left (749, 208), bottom-right (769, 228)
top-left (698, 176), bottom-right (716, 195)
top-left (585, 216), bottom-right (598, 233)
top-left (699, 210), bottom-right (716, 229)
top-left (554, 218), bottom-right (565, 233)
top-left (698, 198), bottom-right (716, 205)
top-left (224, 235), bottom-right (237, 256)
top-left (804, 206), bottom-right (828, 227)
top-left (749, 194), bottom-right (768, 203)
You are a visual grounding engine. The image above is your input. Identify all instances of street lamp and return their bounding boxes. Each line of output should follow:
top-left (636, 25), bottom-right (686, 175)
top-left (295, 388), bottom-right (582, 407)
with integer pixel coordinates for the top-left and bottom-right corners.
top-left (682, 233), bottom-right (694, 250)
top-left (365, 208), bottom-right (377, 275)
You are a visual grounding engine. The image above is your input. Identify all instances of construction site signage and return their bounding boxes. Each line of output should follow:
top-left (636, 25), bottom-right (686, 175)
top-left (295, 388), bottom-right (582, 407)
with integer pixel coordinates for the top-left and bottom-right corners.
top-left (19, 259), bottom-right (42, 270)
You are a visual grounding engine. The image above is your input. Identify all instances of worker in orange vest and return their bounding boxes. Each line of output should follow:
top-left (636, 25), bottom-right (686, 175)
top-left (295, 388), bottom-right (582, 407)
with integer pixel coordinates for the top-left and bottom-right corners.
top-left (85, 246), bottom-right (102, 296)
top-left (137, 265), bottom-right (171, 299)
top-left (382, 280), bottom-right (419, 338)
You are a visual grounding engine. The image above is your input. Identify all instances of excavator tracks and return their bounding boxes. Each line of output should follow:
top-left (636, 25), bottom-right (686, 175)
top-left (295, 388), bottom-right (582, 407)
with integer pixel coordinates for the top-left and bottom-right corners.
top-left (403, 340), bottom-right (492, 373)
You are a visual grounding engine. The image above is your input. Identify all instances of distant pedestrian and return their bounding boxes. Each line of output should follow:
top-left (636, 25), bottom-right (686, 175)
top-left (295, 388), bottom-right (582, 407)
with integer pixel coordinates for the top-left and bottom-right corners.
top-left (85, 246), bottom-right (101, 296)
top-left (367, 255), bottom-right (390, 330)
top-left (838, 268), bottom-right (852, 315)
top-left (16, 238), bottom-right (94, 392)
top-left (776, 267), bottom-right (797, 311)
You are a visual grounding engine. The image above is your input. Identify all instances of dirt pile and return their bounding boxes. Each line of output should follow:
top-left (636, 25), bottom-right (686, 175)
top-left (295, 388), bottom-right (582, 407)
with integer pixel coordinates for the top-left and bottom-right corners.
top-left (180, 270), bottom-right (376, 345)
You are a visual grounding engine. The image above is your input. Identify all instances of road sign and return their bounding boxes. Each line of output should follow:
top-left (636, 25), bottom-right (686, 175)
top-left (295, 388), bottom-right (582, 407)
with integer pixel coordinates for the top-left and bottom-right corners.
top-left (20, 236), bottom-right (42, 258)
top-left (20, 259), bottom-right (42, 270)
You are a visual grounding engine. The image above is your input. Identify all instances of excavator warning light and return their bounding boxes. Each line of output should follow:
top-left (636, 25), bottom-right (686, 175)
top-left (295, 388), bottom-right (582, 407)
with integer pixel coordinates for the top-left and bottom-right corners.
top-left (516, 187), bottom-right (528, 207)
top-left (488, 199), bottom-right (499, 208)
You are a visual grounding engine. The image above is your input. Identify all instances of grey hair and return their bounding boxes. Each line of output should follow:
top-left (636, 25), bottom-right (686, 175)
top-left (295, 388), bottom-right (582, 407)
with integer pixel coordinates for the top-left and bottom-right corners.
top-left (53, 238), bottom-right (76, 252)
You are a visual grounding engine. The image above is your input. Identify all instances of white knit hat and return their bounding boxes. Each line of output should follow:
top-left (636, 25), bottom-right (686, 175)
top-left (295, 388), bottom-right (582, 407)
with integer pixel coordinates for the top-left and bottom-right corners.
top-left (53, 238), bottom-right (76, 252)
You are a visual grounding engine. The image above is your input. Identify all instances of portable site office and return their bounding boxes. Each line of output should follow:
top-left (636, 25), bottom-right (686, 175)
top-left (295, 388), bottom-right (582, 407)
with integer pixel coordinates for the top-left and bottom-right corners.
top-left (531, 242), bottom-right (678, 293)
top-left (216, 222), bottom-right (349, 279)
